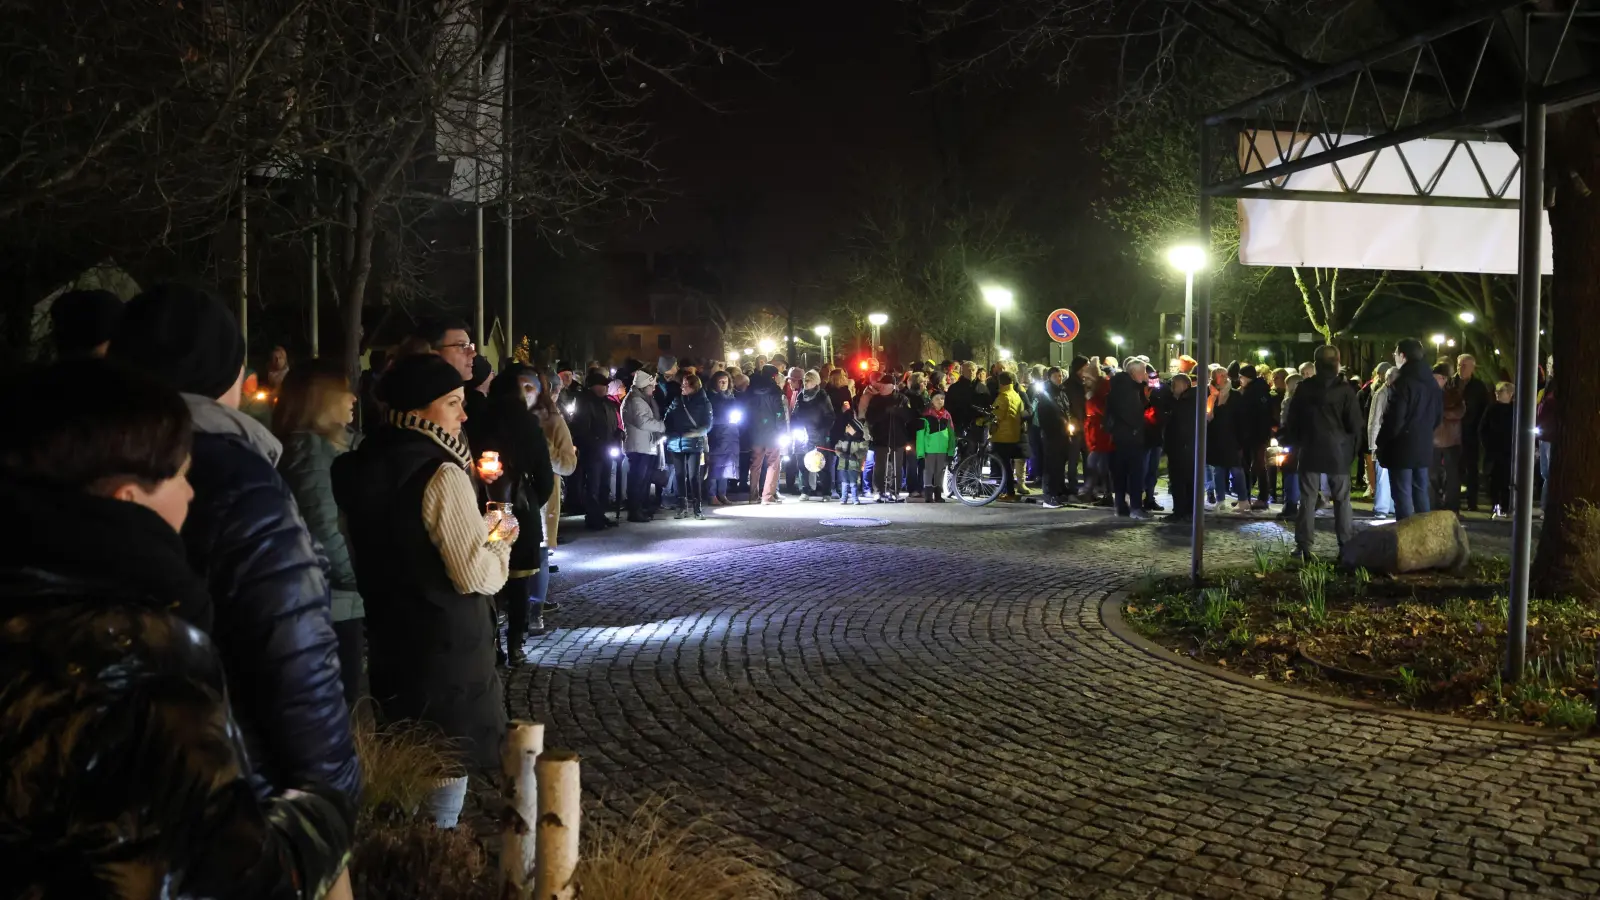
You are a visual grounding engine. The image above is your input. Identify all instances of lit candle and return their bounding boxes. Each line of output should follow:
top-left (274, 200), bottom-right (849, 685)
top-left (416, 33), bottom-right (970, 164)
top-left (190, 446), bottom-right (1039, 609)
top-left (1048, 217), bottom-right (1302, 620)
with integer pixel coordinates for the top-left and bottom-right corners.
top-left (478, 450), bottom-right (502, 478)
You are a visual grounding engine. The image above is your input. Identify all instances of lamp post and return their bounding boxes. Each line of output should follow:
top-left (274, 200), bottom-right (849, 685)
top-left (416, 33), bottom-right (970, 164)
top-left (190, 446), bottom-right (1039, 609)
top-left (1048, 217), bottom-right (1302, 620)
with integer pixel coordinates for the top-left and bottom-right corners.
top-left (981, 284), bottom-right (1014, 367)
top-left (1110, 334), bottom-right (1125, 357)
top-left (1167, 244), bottom-right (1206, 359)
top-left (867, 312), bottom-right (888, 362)
top-left (1457, 311), bottom-right (1475, 355)
top-left (814, 325), bottom-right (832, 366)
top-left (1431, 333), bottom-right (1446, 360)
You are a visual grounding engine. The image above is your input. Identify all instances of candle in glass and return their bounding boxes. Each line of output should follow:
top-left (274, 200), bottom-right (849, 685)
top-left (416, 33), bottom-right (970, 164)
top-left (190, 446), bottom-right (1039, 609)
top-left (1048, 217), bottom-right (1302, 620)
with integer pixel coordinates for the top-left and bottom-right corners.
top-left (478, 450), bottom-right (502, 478)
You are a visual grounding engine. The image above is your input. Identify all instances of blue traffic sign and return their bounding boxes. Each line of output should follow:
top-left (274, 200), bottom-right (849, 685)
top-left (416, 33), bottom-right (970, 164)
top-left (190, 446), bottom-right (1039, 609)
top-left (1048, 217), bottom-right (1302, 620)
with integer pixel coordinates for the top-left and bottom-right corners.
top-left (1047, 308), bottom-right (1080, 343)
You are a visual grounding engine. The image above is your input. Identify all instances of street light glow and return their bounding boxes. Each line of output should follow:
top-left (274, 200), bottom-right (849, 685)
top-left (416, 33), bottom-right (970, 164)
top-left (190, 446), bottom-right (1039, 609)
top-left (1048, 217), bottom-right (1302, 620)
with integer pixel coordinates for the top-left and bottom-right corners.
top-left (1166, 244), bottom-right (1207, 274)
top-left (727, 349), bottom-right (741, 360)
top-left (867, 312), bottom-right (889, 326)
top-left (1256, 348), bottom-right (1269, 359)
top-left (980, 284), bottom-right (1014, 310)
top-left (813, 325), bottom-right (831, 337)
top-left (1458, 311), bottom-right (1476, 324)
top-left (998, 347), bottom-right (1012, 360)
top-left (744, 347), bottom-right (754, 355)
top-left (758, 338), bottom-right (777, 354)
top-left (1110, 334), bottom-right (1125, 347)
top-left (1431, 334), bottom-right (1446, 346)
top-left (1173, 333), bottom-right (1183, 341)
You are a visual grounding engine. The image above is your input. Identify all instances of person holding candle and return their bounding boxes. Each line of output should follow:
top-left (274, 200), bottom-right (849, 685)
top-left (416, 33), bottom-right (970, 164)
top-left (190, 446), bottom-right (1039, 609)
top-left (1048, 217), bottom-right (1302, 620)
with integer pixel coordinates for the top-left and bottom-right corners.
top-left (332, 353), bottom-right (514, 778)
top-left (272, 359), bottom-right (367, 708)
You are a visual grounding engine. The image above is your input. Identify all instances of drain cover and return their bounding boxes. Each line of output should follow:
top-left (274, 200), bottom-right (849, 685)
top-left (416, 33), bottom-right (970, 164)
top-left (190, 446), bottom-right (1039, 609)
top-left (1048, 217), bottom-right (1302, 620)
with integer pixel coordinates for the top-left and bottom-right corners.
top-left (819, 517), bottom-right (891, 528)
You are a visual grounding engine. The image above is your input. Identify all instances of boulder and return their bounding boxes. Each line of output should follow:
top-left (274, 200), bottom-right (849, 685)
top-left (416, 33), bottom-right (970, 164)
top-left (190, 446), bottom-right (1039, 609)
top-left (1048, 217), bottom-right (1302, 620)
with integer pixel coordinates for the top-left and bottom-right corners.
top-left (1339, 510), bottom-right (1470, 574)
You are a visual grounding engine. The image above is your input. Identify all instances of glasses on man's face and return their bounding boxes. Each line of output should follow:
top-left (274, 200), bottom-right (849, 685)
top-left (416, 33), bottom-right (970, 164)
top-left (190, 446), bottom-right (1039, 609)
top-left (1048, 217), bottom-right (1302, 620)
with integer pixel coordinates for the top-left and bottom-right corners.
top-left (439, 341), bottom-right (476, 353)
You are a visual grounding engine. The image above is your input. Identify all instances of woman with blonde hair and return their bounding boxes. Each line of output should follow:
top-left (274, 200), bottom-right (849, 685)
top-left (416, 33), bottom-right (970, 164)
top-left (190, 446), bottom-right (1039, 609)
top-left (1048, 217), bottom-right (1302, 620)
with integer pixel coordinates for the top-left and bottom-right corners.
top-left (272, 359), bottom-right (365, 707)
top-left (534, 369), bottom-right (577, 551)
top-left (1206, 364), bottom-right (1248, 511)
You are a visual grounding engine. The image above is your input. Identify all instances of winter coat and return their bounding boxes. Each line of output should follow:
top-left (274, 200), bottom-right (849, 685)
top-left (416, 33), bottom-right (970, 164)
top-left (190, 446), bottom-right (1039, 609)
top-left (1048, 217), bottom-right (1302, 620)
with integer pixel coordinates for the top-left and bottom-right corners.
top-left (182, 394), bottom-right (360, 806)
top-left (332, 424), bottom-right (506, 769)
top-left (945, 376), bottom-right (991, 433)
top-left (916, 411), bottom-right (956, 458)
top-left (278, 430), bottom-right (364, 622)
top-left (1367, 382), bottom-right (1391, 453)
top-left (990, 384), bottom-right (1026, 444)
top-left (1143, 384), bottom-right (1168, 448)
top-left (1459, 375), bottom-right (1491, 442)
top-left (862, 386), bottom-right (912, 447)
top-left (1163, 389), bottom-right (1198, 463)
top-left (1281, 366), bottom-right (1363, 475)
top-left (706, 389), bottom-right (743, 457)
top-left (744, 375), bottom-right (790, 445)
top-left (1435, 379), bottom-right (1466, 448)
top-left (1031, 382), bottom-right (1071, 449)
top-left (792, 385), bottom-right (837, 444)
top-left (1537, 389), bottom-right (1558, 443)
top-left (535, 409), bottom-right (577, 548)
top-left (569, 389), bottom-right (619, 450)
top-left (1105, 372), bottom-right (1147, 451)
top-left (0, 507), bottom-right (354, 899)
top-left (664, 388), bottom-right (714, 454)
top-left (622, 388), bottom-right (666, 454)
top-left (477, 397), bottom-right (556, 572)
top-left (1207, 386), bottom-right (1244, 468)
top-left (1480, 402), bottom-right (1515, 464)
top-left (1235, 377), bottom-right (1274, 448)
top-left (824, 383), bottom-right (854, 420)
top-left (1377, 358), bottom-right (1445, 470)
top-left (1084, 379), bottom-right (1114, 453)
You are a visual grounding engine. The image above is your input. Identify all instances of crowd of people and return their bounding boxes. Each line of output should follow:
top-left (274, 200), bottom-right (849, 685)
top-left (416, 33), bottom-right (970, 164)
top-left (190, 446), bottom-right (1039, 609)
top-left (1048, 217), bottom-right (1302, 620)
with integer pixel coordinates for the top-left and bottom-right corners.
top-left (1, 284), bottom-right (1560, 897)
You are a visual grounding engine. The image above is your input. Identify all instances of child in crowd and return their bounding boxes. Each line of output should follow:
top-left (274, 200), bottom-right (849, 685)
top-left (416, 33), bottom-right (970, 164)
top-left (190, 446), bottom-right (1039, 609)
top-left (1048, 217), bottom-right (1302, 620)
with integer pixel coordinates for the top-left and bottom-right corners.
top-left (834, 401), bottom-right (870, 505)
top-left (917, 391), bottom-right (955, 502)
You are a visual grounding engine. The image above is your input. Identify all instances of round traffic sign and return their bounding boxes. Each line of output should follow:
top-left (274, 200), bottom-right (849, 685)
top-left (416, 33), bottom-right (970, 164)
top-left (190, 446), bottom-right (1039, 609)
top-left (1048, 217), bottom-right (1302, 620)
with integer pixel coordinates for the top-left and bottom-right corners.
top-left (1046, 308), bottom-right (1080, 343)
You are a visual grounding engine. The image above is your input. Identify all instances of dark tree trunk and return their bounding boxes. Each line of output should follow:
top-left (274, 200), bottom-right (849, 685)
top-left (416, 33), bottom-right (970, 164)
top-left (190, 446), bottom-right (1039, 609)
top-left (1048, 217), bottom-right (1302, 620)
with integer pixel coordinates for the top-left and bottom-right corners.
top-left (341, 197), bottom-right (376, 383)
top-left (1531, 109), bottom-right (1600, 594)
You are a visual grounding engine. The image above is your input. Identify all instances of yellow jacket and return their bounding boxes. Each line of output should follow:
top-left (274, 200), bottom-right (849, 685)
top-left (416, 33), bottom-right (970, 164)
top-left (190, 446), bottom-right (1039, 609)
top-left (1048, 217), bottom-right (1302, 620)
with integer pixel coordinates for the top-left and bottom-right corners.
top-left (992, 384), bottom-right (1024, 443)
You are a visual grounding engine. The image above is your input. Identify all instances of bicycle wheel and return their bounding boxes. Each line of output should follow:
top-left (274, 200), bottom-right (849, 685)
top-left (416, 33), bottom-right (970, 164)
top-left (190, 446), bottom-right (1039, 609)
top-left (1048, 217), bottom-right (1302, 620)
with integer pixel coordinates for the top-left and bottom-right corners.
top-left (953, 451), bottom-right (1006, 507)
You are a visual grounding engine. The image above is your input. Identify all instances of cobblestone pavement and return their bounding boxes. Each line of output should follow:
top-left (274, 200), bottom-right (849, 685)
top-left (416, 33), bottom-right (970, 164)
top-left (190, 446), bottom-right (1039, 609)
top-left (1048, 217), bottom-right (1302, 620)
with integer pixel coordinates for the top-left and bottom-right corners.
top-left (507, 514), bottom-right (1600, 899)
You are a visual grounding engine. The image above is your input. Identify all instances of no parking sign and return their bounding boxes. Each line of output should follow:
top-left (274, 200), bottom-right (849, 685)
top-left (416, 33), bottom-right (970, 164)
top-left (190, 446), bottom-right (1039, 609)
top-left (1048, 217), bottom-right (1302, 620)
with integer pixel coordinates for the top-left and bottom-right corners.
top-left (1047, 309), bottom-right (1080, 343)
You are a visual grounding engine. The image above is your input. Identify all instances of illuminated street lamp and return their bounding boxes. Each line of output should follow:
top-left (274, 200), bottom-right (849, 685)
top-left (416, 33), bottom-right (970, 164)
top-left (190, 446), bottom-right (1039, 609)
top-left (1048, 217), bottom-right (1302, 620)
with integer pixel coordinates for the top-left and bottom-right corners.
top-left (814, 324), bottom-right (832, 364)
top-left (1431, 334), bottom-right (1446, 352)
top-left (1256, 348), bottom-right (1270, 361)
top-left (1167, 244), bottom-right (1206, 358)
top-left (867, 312), bottom-right (888, 361)
top-left (998, 346), bottom-right (1013, 361)
top-left (1110, 334), bottom-right (1125, 354)
top-left (1458, 311), bottom-right (1476, 324)
top-left (981, 284), bottom-right (1014, 364)
top-left (758, 338), bottom-right (777, 355)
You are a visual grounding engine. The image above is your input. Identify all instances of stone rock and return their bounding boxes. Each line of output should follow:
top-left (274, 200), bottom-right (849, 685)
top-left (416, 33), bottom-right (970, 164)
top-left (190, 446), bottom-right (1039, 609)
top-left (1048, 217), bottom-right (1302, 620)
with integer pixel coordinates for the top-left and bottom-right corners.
top-left (1340, 511), bottom-right (1469, 574)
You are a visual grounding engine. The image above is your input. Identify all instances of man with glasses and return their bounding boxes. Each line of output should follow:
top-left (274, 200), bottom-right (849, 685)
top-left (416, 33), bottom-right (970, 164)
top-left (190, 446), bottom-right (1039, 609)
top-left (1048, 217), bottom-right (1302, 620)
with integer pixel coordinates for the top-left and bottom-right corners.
top-left (413, 317), bottom-right (487, 432)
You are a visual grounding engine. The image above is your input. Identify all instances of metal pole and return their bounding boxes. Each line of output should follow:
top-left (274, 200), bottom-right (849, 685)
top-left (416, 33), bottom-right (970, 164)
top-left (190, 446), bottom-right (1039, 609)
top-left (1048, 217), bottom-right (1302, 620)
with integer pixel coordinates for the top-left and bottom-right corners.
top-left (504, 39), bottom-right (514, 363)
top-left (1183, 272), bottom-right (1194, 359)
top-left (310, 229), bottom-right (320, 358)
top-left (994, 307), bottom-right (1002, 363)
top-left (474, 46), bottom-right (485, 346)
top-left (1190, 122), bottom-right (1213, 585)
top-left (1505, 93), bottom-right (1545, 684)
top-left (239, 182), bottom-right (249, 346)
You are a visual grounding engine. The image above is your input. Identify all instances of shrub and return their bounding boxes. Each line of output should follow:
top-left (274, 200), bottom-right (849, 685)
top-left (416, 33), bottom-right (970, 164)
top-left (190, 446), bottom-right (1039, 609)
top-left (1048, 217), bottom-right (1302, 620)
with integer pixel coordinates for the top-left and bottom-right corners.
top-left (352, 817), bottom-right (493, 900)
top-left (577, 796), bottom-right (791, 900)
top-left (352, 711), bottom-right (463, 823)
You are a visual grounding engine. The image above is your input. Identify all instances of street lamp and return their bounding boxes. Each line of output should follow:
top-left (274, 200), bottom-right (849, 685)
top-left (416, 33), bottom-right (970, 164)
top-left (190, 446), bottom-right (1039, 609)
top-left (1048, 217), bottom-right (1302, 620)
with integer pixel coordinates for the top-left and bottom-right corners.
top-left (998, 346), bottom-right (1013, 361)
top-left (1256, 348), bottom-right (1270, 361)
top-left (1110, 334), bottom-right (1125, 355)
top-left (1431, 333), bottom-right (1446, 350)
top-left (814, 325), bottom-right (832, 364)
top-left (867, 312), bottom-right (888, 362)
top-left (1458, 311), bottom-right (1476, 324)
top-left (981, 284), bottom-right (1014, 365)
top-left (1167, 244), bottom-right (1206, 359)
top-left (758, 338), bottom-right (777, 355)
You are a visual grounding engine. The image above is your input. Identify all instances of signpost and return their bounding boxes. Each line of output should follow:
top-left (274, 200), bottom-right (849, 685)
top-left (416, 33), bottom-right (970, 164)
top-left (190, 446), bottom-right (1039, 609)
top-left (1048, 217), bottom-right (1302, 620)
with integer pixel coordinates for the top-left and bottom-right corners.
top-left (1046, 308), bottom-right (1079, 368)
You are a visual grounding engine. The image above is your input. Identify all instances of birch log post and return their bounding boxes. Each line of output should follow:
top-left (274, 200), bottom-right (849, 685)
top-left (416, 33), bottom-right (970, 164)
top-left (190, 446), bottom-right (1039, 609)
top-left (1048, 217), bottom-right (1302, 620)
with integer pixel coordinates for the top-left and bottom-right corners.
top-left (532, 750), bottom-right (581, 900)
top-left (500, 721), bottom-right (545, 896)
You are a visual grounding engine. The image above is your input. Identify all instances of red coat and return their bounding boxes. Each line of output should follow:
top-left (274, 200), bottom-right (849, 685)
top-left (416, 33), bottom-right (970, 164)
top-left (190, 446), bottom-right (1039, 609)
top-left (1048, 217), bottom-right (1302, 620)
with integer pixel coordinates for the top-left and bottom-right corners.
top-left (1085, 379), bottom-right (1114, 453)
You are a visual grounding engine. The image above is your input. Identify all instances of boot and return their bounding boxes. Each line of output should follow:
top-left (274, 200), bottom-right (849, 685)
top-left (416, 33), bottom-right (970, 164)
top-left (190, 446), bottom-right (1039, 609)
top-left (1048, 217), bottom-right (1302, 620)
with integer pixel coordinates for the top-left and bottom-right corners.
top-left (923, 488), bottom-right (935, 502)
top-left (1014, 460), bottom-right (1032, 495)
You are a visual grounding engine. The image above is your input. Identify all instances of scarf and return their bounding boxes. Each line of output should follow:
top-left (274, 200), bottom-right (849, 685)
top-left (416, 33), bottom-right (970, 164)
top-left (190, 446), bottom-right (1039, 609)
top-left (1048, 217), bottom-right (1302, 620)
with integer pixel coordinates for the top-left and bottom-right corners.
top-left (389, 409), bottom-right (474, 470)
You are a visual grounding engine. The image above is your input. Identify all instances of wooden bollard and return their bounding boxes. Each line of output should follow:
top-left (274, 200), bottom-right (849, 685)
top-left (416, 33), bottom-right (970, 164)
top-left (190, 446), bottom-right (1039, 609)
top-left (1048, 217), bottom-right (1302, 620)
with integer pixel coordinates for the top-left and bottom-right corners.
top-left (499, 721), bottom-right (545, 896)
top-left (532, 750), bottom-right (581, 900)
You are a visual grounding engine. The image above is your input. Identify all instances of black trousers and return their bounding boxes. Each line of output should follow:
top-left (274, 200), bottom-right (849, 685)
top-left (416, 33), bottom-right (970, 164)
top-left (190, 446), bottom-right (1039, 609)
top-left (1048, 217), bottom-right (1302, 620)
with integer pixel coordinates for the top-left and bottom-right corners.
top-left (333, 618), bottom-right (365, 709)
top-left (578, 449), bottom-right (611, 526)
top-left (1433, 445), bottom-right (1462, 513)
top-left (498, 544), bottom-right (550, 648)
top-left (1167, 449), bottom-right (1194, 518)
top-left (1065, 433), bottom-right (1084, 492)
top-left (626, 451), bottom-right (656, 516)
top-left (1041, 441), bottom-right (1067, 499)
top-left (1460, 438), bottom-right (1482, 508)
top-left (1488, 456), bottom-right (1511, 511)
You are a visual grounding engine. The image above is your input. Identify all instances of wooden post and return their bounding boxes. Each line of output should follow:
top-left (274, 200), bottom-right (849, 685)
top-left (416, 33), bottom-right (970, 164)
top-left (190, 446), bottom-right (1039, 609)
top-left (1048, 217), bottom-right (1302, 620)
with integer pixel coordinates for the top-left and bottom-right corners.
top-left (500, 721), bottom-right (545, 896)
top-left (532, 750), bottom-right (581, 900)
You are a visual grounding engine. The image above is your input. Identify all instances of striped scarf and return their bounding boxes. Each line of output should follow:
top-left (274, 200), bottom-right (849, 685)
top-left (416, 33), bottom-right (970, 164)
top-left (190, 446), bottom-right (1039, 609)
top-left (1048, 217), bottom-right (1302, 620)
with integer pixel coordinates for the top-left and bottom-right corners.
top-left (388, 410), bottom-right (474, 470)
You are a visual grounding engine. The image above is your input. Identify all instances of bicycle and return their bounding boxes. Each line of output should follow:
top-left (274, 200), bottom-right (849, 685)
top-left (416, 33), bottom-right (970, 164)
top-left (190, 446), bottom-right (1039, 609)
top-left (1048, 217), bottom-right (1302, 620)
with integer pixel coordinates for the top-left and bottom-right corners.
top-left (946, 406), bottom-right (1007, 507)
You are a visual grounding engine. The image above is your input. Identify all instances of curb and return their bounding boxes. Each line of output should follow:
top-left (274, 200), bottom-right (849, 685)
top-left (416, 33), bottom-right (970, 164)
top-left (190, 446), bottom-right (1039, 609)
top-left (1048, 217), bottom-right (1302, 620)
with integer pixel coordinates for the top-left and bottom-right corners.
top-left (1098, 589), bottom-right (1593, 741)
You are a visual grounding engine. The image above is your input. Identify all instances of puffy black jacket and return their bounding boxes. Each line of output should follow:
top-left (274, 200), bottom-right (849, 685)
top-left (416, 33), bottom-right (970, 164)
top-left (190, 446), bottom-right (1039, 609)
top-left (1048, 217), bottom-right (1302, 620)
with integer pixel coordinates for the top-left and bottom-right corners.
top-left (745, 375), bottom-right (789, 445)
top-left (185, 426), bottom-right (361, 806)
top-left (792, 386), bottom-right (836, 441)
top-left (1235, 377), bottom-right (1274, 447)
top-left (706, 389), bottom-right (743, 456)
top-left (945, 376), bottom-right (991, 433)
top-left (1377, 358), bottom-right (1444, 471)
top-left (1164, 388), bottom-right (1198, 461)
top-left (1282, 365), bottom-right (1363, 474)
top-left (0, 481), bottom-right (353, 899)
top-left (1031, 381), bottom-right (1071, 448)
top-left (1105, 372), bottom-right (1148, 451)
top-left (569, 389), bottom-right (619, 449)
top-left (477, 376), bottom-right (556, 573)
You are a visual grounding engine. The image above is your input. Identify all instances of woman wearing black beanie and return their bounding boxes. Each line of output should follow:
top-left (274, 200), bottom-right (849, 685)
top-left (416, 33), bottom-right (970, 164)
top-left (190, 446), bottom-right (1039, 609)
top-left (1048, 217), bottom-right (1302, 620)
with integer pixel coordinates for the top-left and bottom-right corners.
top-left (332, 354), bottom-right (514, 820)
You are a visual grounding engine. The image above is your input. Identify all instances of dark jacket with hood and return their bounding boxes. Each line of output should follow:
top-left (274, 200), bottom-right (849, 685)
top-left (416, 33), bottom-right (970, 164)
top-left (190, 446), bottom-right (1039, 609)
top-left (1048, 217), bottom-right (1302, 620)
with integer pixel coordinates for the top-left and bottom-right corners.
top-left (745, 373), bottom-right (790, 445)
top-left (476, 365), bottom-right (557, 573)
top-left (0, 478), bottom-right (354, 899)
top-left (182, 394), bottom-right (361, 806)
top-left (1377, 357), bottom-right (1445, 470)
top-left (1282, 363), bottom-right (1363, 474)
top-left (331, 423), bottom-right (506, 769)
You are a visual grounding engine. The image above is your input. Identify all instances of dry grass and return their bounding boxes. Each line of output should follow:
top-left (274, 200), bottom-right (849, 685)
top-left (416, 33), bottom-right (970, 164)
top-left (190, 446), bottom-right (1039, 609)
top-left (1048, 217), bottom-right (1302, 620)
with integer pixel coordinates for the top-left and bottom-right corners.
top-left (576, 796), bottom-right (792, 900)
top-left (1569, 501), bottom-right (1600, 601)
top-left (352, 707), bottom-right (464, 823)
top-left (351, 817), bottom-right (494, 900)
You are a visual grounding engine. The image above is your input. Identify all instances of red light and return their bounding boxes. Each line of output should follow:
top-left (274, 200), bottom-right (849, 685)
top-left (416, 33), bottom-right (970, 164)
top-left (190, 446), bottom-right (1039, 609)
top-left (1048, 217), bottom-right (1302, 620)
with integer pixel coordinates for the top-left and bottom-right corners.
top-left (858, 360), bottom-right (869, 371)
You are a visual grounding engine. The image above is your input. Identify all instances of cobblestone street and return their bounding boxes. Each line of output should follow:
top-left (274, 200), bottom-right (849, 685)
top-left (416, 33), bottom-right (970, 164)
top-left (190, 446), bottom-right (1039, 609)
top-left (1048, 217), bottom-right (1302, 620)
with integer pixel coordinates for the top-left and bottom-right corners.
top-left (507, 508), bottom-right (1600, 899)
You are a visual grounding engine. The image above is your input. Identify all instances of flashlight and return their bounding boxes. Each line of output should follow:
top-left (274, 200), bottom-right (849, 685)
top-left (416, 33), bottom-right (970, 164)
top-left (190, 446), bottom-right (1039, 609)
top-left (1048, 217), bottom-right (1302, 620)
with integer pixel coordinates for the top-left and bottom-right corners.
top-left (791, 427), bottom-right (807, 445)
top-left (565, 401), bottom-right (576, 415)
top-left (729, 408), bottom-right (744, 424)
top-left (608, 446), bottom-right (620, 458)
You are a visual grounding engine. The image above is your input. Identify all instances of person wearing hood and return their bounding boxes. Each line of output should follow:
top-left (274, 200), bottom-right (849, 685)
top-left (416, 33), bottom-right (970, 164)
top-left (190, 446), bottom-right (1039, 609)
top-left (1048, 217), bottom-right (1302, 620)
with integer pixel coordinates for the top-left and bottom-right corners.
top-left (569, 370), bottom-right (621, 530)
top-left (1366, 363), bottom-right (1397, 519)
top-left (109, 284), bottom-right (361, 810)
top-left (1377, 338), bottom-right (1445, 519)
top-left (704, 370), bottom-right (742, 505)
top-left (622, 368), bottom-right (666, 522)
top-left (1162, 372), bottom-right (1198, 521)
top-left (662, 372), bottom-right (714, 519)
top-left (791, 369), bottom-right (837, 500)
top-left (0, 359), bottom-right (355, 900)
top-left (745, 365), bottom-right (789, 504)
top-left (475, 363), bottom-right (557, 663)
top-left (1281, 345), bottom-right (1363, 560)
top-left (332, 353), bottom-right (515, 787)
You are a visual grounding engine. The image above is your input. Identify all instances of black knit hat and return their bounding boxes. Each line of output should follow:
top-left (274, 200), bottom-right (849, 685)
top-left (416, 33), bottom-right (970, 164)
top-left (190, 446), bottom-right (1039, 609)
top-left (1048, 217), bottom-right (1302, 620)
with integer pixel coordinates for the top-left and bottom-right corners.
top-left (1239, 364), bottom-right (1259, 380)
top-left (50, 289), bottom-right (123, 356)
top-left (109, 284), bottom-right (245, 400)
top-left (380, 354), bottom-right (466, 412)
top-left (584, 370), bottom-right (609, 388)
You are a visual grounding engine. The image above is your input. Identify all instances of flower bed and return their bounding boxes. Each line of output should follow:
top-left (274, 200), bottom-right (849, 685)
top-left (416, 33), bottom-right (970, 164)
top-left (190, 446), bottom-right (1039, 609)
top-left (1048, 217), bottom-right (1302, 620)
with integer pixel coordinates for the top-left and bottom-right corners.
top-left (1123, 550), bottom-right (1600, 730)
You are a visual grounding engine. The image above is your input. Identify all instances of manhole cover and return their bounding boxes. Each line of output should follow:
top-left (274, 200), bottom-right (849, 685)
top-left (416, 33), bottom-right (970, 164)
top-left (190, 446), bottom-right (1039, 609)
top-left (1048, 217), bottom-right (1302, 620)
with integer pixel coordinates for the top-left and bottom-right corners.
top-left (819, 517), bottom-right (892, 528)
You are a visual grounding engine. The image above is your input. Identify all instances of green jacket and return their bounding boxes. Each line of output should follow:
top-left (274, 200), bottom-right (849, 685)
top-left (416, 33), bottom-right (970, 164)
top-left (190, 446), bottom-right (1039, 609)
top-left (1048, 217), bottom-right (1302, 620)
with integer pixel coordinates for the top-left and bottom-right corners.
top-left (916, 416), bottom-right (956, 458)
top-left (279, 430), bottom-right (365, 622)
